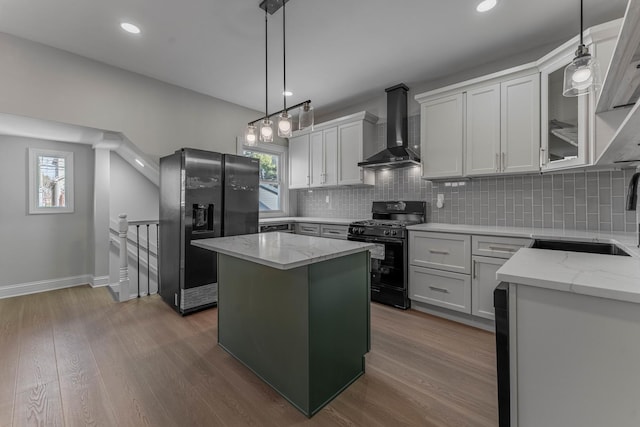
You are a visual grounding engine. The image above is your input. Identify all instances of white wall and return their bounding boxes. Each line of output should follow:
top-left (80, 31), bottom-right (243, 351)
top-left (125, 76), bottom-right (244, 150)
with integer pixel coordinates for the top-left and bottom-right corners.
top-left (0, 136), bottom-right (93, 289)
top-left (0, 32), bottom-right (285, 157)
top-left (109, 152), bottom-right (159, 221)
top-left (315, 42), bottom-right (559, 124)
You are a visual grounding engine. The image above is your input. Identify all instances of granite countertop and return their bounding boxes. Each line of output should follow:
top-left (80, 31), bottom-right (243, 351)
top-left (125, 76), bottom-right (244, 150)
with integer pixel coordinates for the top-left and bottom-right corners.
top-left (259, 217), bottom-right (363, 226)
top-left (496, 248), bottom-right (640, 304)
top-left (407, 223), bottom-right (640, 257)
top-left (192, 232), bottom-right (375, 270)
top-left (407, 222), bottom-right (640, 304)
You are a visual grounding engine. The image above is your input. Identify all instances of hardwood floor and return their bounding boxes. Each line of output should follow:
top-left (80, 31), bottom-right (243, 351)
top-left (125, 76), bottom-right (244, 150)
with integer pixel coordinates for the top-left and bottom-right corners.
top-left (0, 286), bottom-right (498, 426)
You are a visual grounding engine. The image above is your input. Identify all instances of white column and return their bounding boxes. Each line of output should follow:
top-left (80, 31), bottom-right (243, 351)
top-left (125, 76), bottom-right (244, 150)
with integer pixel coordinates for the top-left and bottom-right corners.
top-left (118, 214), bottom-right (130, 302)
top-left (92, 147), bottom-right (111, 287)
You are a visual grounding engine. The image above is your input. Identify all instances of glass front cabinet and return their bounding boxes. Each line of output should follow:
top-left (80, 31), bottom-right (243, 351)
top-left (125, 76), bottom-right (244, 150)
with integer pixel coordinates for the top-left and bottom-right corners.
top-left (538, 20), bottom-right (620, 171)
top-left (539, 48), bottom-right (591, 171)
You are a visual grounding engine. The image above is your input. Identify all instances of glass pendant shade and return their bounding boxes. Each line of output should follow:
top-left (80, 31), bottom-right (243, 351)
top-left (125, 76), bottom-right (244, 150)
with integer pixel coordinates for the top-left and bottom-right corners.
top-left (277, 112), bottom-right (293, 138)
top-left (563, 48), bottom-right (601, 97)
top-left (260, 118), bottom-right (274, 142)
top-left (245, 124), bottom-right (257, 146)
top-left (299, 102), bottom-right (314, 130)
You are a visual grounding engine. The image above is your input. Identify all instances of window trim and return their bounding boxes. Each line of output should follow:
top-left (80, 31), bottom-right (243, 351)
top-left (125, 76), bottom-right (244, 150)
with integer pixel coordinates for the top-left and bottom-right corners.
top-left (237, 139), bottom-right (288, 218)
top-left (28, 148), bottom-right (74, 214)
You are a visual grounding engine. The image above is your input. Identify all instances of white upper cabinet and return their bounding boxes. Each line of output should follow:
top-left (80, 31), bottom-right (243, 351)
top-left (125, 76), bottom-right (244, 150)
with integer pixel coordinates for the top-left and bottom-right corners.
top-left (538, 19), bottom-right (621, 170)
top-left (418, 67), bottom-right (540, 179)
top-left (419, 93), bottom-right (464, 179)
top-left (465, 84), bottom-right (501, 176)
top-left (539, 49), bottom-right (590, 171)
top-left (309, 128), bottom-right (338, 187)
top-left (288, 134), bottom-right (310, 189)
top-left (288, 111), bottom-right (376, 189)
top-left (501, 74), bottom-right (541, 174)
top-left (465, 75), bottom-right (540, 176)
top-left (337, 121), bottom-right (374, 186)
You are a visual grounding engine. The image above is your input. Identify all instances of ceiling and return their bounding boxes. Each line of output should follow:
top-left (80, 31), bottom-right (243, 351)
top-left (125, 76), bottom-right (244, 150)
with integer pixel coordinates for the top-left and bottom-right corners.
top-left (0, 0), bottom-right (629, 116)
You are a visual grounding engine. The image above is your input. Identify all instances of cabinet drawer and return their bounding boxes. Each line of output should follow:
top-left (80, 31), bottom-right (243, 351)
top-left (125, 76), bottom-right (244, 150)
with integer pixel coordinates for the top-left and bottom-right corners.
top-left (472, 235), bottom-right (531, 259)
top-left (409, 232), bottom-right (470, 274)
top-left (320, 224), bottom-right (348, 240)
top-left (296, 223), bottom-right (320, 236)
top-left (409, 266), bottom-right (471, 314)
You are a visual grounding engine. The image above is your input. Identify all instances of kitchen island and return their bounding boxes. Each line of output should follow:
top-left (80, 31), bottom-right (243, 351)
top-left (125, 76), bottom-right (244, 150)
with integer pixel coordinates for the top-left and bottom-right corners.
top-left (192, 232), bottom-right (374, 417)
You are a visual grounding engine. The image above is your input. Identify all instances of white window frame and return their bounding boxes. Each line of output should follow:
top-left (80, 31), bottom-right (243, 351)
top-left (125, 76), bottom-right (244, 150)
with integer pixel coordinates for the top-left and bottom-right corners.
top-left (28, 148), bottom-right (74, 214)
top-left (237, 139), bottom-right (289, 218)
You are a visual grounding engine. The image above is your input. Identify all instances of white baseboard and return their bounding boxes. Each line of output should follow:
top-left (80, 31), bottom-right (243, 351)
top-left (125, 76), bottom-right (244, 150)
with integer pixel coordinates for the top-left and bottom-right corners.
top-left (0, 274), bottom-right (93, 299)
top-left (91, 275), bottom-right (110, 288)
top-left (108, 282), bottom-right (158, 301)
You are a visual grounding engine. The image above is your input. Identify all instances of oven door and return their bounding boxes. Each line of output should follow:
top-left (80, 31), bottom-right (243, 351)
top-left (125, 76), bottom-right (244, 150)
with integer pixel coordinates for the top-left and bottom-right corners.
top-left (347, 235), bottom-right (407, 290)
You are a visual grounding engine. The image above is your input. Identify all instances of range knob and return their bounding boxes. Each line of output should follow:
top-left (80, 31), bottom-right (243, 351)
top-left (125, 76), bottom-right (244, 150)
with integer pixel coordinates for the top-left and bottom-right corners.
top-left (392, 230), bottom-right (397, 236)
top-left (383, 230), bottom-right (390, 236)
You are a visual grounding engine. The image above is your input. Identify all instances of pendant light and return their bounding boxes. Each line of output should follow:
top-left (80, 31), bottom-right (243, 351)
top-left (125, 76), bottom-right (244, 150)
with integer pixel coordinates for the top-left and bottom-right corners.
top-left (259, 7), bottom-right (274, 142)
top-left (244, 124), bottom-right (257, 146)
top-left (562, 0), bottom-right (601, 97)
top-left (277, 0), bottom-right (292, 138)
top-left (299, 101), bottom-right (314, 130)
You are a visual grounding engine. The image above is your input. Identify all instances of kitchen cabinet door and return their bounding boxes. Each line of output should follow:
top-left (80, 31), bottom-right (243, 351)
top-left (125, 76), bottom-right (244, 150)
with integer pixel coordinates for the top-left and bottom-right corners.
top-left (288, 134), bottom-right (310, 189)
top-left (465, 84), bottom-right (501, 176)
top-left (540, 51), bottom-right (589, 171)
top-left (420, 93), bottom-right (464, 179)
top-left (309, 131), bottom-right (324, 187)
top-left (310, 128), bottom-right (338, 187)
top-left (337, 122), bottom-right (365, 185)
top-left (471, 255), bottom-right (506, 320)
top-left (501, 74), bottom-right (541, 174)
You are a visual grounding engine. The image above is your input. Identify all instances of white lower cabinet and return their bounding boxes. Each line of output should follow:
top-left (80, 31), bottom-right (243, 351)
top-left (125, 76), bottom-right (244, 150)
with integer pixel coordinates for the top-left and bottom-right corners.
top-left (409, 266), bottom-right (471, 314)
top-left (471, 256), bottom-right (506, 320)
top-left (409, 230), bottom-right (530, 326)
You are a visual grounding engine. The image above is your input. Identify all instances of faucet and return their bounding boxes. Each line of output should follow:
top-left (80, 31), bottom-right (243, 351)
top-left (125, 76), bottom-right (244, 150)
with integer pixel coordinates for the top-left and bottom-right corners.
top-left (626, 172), bottom-right (640, 210)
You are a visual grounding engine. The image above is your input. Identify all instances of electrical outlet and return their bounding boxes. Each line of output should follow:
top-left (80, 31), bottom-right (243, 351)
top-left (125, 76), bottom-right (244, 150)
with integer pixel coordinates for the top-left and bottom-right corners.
top-left (326, 195), bottom-right (330, 203)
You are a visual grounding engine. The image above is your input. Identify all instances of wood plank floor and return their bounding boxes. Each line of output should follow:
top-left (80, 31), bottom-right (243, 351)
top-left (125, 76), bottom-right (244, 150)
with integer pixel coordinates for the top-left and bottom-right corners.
top-left (0, 286), bottom-right (498, 426)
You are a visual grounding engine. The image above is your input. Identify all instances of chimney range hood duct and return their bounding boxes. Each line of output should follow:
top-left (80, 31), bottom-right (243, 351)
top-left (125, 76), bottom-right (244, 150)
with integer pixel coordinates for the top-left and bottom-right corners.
top-left (358, 83), bottom-right (420, 170)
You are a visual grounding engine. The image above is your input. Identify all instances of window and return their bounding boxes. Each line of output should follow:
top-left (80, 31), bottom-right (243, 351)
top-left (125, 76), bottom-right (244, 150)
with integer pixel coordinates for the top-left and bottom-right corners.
top-left (28, 148), bottom-right (74, 214)
top-left (241, 144), bottom-right (288, 216)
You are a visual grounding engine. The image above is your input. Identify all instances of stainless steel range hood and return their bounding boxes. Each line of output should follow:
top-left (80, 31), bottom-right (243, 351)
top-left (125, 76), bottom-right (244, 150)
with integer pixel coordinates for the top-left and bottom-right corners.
top-left (358, 84), bottom-right (420, 170)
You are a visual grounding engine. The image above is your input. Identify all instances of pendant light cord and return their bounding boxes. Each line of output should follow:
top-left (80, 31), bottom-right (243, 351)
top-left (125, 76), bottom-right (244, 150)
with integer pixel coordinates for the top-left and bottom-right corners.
top-left (579, 0), bottom-right (584, 46)
top-left (283, 1), bottom-right (287, 112)
top-left (264, 8), bottom-right (268, 121)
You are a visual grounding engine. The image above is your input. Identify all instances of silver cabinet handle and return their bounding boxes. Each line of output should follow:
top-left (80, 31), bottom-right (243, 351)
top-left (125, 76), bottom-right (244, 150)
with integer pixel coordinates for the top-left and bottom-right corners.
top-left (325, 230), bottom-right (341, 234)
top-left (429, 286), bottom-right (449, 294)
top-left (473, 260), bottom-right (476, 279)
top-left (302, 227), bottom-right (316, 232)
top-left (495, 153), bottom-right (499, 173)
top-left (306, 175), bottom-right (310, 185)
top-left (428, 249), bottom-right (450, 255)
top-left (540, 147), bottom-right (546, 166)
top-left (488, 245), bottom-right (517, 252)
top-left (502, 152), bottom-right (506, 171)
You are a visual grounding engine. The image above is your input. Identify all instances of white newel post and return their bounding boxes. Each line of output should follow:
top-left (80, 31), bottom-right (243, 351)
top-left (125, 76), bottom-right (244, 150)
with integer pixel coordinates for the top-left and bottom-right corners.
top-left (118, 214), bottom-right (130, 302)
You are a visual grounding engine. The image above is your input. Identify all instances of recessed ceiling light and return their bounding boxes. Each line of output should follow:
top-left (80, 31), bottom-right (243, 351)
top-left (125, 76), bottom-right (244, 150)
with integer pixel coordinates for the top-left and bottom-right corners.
top-left (476, 0), bottom-right (497, 12)
top-left (283, 91), bottom-right (293, 97)
top-left (120, 22), bottom-right (141, 34)
top-left (135, 158), bottom-right (145, 167)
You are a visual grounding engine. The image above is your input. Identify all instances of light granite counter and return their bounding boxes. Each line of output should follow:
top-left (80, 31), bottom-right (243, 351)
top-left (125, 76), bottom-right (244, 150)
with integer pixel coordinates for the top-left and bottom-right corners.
top-left (407, 223), bottom-right (640, 257)
top-left (192, 232), bottom-right (374, 270)
top-left (496, 248), bottom-right (640, 304)
top-left (407, 222), bottom-right (640, 304)
top-left (259, 217), bottom-right (362, 226)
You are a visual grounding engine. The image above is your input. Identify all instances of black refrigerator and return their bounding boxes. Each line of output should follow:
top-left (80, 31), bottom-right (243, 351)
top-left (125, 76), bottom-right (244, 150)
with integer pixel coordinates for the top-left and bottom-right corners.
top-left (159, 148), bottom-right (259, 315)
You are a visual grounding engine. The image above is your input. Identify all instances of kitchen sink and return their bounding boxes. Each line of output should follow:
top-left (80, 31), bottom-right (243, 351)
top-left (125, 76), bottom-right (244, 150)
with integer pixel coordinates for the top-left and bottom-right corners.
top-left (530, 239), bottom-right (631, 256)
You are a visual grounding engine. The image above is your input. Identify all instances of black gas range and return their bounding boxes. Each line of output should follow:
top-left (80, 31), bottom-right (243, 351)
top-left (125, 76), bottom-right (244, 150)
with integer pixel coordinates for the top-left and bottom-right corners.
top-left (348, 201), bottom-right (426, 309)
